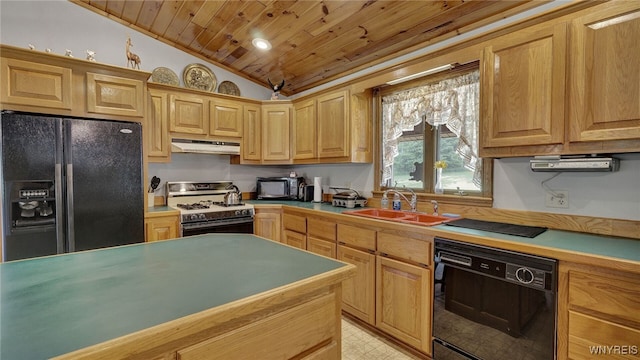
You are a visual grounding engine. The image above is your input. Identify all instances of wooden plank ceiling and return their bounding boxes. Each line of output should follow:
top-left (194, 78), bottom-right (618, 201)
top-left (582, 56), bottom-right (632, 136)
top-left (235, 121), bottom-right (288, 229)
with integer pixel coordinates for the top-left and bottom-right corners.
top-left (71, 0), bottom-right (541, 95)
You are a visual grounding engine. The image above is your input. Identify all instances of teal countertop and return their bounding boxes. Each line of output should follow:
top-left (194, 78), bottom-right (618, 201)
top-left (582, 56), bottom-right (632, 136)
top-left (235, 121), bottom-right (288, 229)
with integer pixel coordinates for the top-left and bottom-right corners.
top-left (432, 224), bottom-right (640, 263)
top-left (247, 200), bottom-right (351, 214)
top-left (251, 201), bottom-right (640, 264)
top-left (0, 234), bottom-right (348, 359)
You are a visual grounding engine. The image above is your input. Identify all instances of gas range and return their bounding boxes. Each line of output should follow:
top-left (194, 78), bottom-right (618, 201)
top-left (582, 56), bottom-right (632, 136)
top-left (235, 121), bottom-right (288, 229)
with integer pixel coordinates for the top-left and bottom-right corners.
top-left (166, 181), bottom-right (254, 229)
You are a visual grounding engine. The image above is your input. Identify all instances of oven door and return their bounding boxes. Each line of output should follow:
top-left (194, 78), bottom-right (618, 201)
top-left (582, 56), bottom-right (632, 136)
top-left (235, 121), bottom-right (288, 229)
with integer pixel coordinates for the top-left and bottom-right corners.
top-left (181, 217), bottom-right (254, 237)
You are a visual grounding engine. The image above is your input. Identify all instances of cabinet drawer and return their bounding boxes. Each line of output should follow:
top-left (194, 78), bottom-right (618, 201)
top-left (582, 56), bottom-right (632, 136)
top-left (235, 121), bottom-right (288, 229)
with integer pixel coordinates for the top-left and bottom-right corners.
top-left (283, 213), bottom-right (306, 233)
top-left (377, 232), bottom-right (432, 266)
top-left (568, 270), bottom-right (640, 325)
top-left (568, 311), bottom-right (640, 360)
top-left (337, 224), bottom-right (375, 250)
top-left (177, 293), bottom-right (337, 360)
top-left (308, 217), bottom-right (336, 241)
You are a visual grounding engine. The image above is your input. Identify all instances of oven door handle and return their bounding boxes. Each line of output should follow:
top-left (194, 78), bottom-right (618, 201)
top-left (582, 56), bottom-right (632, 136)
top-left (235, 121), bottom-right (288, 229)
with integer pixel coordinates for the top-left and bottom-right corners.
top-left (182, 217), bottom-right (254, 230)
top-left (438, 251), bottom-right (472, 267)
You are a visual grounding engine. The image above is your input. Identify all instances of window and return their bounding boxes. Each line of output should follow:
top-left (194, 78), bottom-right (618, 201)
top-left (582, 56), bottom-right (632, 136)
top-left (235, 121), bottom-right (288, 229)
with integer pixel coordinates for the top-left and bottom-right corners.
top-left (379, 63), bottom-right (491, 197)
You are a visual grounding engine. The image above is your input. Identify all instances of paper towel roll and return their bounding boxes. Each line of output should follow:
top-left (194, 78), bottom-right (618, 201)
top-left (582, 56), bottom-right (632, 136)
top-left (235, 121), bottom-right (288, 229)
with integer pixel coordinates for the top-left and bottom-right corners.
top-left (313, 177), bottom-right (322, 202)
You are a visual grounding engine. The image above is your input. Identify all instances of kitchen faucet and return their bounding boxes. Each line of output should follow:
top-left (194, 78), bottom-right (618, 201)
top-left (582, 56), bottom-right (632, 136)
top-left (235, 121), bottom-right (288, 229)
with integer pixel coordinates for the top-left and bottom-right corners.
top-left (430, 200), bottom-right (439, 216)
top-left (382, 187), bottom-right (418, 212)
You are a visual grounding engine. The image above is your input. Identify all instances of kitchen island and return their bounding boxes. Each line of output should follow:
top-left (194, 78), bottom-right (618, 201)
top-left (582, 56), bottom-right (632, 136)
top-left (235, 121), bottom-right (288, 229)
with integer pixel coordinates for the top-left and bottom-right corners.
top-left (0, 234), bottom-right (355, 359)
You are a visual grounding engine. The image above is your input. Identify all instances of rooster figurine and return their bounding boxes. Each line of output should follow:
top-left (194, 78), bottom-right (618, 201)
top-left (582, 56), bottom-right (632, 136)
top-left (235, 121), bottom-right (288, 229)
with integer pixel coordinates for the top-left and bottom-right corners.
top-left (268, 78), bottom-right (285, 100)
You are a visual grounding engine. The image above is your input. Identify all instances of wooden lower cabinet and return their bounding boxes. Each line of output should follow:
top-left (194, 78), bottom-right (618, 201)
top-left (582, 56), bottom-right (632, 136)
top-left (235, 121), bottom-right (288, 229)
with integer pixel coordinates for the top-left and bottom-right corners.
top-left (337, 244), bottom-right (376, 325)
top-left (558, 262), bottom-right (640, 360)
top-left (376, 255), bottom-right (431, 354)
top-left (308, 236), bottom-right (336, 258)
top-left (177, 292), bottom-right (339, 360)
top-left (145, 213), bottom-right (180, 242)
top-left (307, 215), bottom-right (337, 258)
top-left (283, 229), bottom-right (307, 250)
top-left (253, 207), bottom-right (282, 242)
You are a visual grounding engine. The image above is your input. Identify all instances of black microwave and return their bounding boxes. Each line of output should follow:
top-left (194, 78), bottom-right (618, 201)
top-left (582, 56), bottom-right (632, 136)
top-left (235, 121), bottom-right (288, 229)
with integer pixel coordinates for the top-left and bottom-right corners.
top-left (256, 177), bottom-right (305, 200)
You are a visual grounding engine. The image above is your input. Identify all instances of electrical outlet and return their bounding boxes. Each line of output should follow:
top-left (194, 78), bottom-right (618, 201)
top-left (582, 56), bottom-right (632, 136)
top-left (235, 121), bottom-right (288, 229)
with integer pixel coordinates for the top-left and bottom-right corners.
top-left (545, 190), bottom-right (569, 208)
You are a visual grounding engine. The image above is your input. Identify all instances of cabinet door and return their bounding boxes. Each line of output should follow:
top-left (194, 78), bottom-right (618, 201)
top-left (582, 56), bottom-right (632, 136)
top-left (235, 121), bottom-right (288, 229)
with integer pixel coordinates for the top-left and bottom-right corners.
top-left (480, 23), bottom-right (567, 152)
top-left (145, 216), bottom-right (179, 242)
top-left (337, 245), bottom-right (376, 325)
top-left (349, 90), bottom-right (373, 163)
top-left (376, 256), bottom-right (431, 354)
top-left (87, 73), bottom-right (145, 118)
top-left (569, 3), bottom-right (640, 142)
top-left (147, 89), bottom-right (170, 162)
top-left (210, 99), bottom-right (242, 138)
top-left (283, 229), bottom-right (306, 250)
top-left (317, 90), bottom-right (349, 158)
top-left (0, 57), bottom-right (72, 110)
top-left (253, 208), bottom-right (281, 242)
top-left (292, 99), bottom-right (317, 160)
top-left (169, 93), bottom-right (207, 135)
top-left (262, 105), bottom-right (291, 161)
top-left (242, 104), bottom-right (261, 162)
top-left (307, 236), bottom-right (336, 259)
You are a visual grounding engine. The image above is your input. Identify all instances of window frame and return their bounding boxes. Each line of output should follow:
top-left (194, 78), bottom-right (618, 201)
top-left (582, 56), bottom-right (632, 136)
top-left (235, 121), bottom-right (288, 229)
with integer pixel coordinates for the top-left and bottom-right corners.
top-left (374, 62), bottom-right (493, 201)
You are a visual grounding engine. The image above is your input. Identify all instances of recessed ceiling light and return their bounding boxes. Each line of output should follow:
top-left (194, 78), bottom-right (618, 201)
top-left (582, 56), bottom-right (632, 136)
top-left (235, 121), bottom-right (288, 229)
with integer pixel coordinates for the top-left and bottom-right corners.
top-left (252, 38), bottom-right (272, 50)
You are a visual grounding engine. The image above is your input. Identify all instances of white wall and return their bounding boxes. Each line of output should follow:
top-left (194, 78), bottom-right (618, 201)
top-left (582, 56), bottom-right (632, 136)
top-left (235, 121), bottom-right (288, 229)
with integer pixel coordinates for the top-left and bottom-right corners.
top-left (2, 1), bottom-right (638, 221)
top-left (494, 154), bottom-right (640, 221)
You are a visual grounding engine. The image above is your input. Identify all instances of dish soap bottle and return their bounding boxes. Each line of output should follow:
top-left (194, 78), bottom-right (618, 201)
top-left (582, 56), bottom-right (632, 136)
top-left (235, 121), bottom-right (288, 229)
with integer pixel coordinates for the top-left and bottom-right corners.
top-left (392, 192), bottom-right (401, 210)
top-left (380, 194), bottom-right (389, 209)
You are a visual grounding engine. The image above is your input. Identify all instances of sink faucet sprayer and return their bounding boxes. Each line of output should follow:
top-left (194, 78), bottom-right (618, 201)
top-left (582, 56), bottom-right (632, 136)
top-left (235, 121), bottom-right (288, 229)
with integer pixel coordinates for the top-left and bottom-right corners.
top-left (381, 186), bottom-right (417, 212)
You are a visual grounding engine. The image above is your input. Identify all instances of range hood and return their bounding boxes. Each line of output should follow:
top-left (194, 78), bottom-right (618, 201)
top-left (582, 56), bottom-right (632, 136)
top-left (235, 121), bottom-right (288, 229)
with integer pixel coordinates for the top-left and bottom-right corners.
top-left (171, 139), bottom-right (240, 155)
top-left (530, 156), bottom-right (620, 172)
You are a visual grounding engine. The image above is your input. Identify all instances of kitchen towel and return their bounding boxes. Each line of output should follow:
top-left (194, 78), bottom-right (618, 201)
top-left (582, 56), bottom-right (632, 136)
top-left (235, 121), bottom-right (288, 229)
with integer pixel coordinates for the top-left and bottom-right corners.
top-left (313, 177), bottom-right (322, 202)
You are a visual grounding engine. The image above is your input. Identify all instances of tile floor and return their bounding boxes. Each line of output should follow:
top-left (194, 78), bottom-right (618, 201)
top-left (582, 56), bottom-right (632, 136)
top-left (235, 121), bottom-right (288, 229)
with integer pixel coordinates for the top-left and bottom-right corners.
top-left (341, 317), bottom-right (425, 360)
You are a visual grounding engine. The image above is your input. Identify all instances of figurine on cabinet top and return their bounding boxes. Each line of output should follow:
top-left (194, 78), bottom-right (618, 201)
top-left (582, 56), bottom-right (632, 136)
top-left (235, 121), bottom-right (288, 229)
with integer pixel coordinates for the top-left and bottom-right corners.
top-left (126, 36), bottom-right (141, 69)
top-left (86, 50), bottom-right (96, 61)
top-left (268, 78), bottom-right (285, 100)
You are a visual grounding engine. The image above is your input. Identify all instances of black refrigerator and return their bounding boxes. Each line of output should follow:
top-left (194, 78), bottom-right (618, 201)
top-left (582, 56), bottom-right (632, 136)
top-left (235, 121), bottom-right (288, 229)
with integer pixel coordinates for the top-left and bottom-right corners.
top-left (1, 111), bottom-right (144, 261)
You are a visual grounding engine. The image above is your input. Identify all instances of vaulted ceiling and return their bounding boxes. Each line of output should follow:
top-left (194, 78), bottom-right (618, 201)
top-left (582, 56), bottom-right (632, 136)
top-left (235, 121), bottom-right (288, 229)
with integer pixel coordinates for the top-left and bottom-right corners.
top-left (71, 0), bottom-right (544, 96)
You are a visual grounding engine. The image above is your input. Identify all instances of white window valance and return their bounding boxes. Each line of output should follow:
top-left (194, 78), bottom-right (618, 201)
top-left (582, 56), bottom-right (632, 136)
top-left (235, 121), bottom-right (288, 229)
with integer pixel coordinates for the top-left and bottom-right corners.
top-left (381, 70), bottom-right (481, 187)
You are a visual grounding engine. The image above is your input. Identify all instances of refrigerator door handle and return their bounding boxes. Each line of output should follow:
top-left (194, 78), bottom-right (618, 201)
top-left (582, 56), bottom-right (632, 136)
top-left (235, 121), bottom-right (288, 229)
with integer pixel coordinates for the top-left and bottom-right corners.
top-left (55, 164), bottom-right (65, 254)
top-left (66, 163), bottom-right (75, 252)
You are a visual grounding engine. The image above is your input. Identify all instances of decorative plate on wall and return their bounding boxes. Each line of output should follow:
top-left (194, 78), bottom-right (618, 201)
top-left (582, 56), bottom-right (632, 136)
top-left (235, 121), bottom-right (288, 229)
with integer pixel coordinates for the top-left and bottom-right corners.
top-left (151, 67), bottom-right (179, 86)
top-left (183, 63), bottom-right (216, 92)
top-left (217, 81), bottom-right (241, 96)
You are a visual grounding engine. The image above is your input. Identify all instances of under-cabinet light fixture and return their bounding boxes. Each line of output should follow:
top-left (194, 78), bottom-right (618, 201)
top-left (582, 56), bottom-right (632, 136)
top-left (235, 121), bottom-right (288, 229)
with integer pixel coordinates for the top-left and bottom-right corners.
top-left (386, 64), bottom-right (454, 85)
top-left (252, 38), bottom-right (272, 50)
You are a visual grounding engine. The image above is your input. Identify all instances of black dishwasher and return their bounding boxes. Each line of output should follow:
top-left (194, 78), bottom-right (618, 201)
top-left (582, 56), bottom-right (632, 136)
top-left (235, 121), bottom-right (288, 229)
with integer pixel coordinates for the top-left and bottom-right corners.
top-left (433, 238), bottom-right (557, 360)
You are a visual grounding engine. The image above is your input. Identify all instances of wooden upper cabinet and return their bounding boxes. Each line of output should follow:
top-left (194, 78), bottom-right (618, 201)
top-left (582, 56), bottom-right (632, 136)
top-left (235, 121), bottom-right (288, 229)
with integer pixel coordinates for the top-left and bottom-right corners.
top-left (1, 45), bottom-right (149, 120)
top-left (292, 99), bottom-right (317, 160)
top-left (568, 3), bottom-right (640, 143)
top-left (317, 90), bottom-right (350, 158)
top-left (1, 57), bottom-right (72, 111)
top-left (349, 90), bottom-right (373, 163)
top-left (169, 93), bottom-right (207, 135)
top-left (147, 88), bottom-right (170, 162)
top-left (261, 104), bottom-right (291, 162)
top-left (480, 22), bottom-right (567, 152)
top-left (210, 99), bottom-right (242, 138)
top-left (86, 73), bottom-right (145, 118)
top-left (242, 104), bottom-right (262, 162)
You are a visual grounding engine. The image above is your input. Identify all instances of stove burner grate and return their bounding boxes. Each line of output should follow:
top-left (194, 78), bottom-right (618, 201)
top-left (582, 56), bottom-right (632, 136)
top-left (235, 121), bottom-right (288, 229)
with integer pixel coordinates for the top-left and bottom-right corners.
top-left (176, 203), bottom-right (210, 210)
